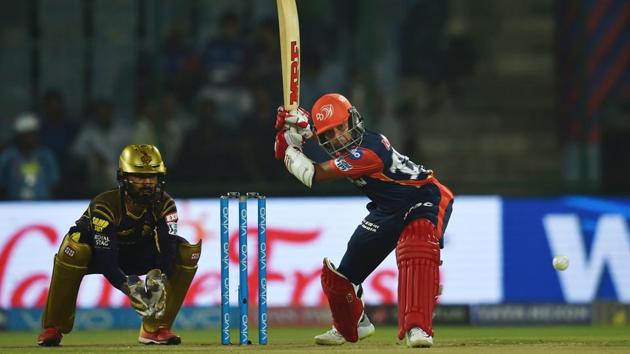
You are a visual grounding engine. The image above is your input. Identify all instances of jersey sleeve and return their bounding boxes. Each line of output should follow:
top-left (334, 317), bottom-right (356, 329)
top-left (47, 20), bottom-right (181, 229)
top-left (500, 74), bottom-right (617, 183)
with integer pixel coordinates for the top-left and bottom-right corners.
top-left (326, 147), bottom-right (384, 179)
top-left (87, 201), bottom-right (127, 289)
top-left (156, 195), bottom-right (178, 277)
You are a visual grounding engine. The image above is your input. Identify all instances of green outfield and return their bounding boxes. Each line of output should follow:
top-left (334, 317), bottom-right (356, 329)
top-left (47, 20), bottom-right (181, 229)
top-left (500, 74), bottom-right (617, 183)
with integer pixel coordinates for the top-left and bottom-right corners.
top-left (1, 326), bottom-right (629, 353)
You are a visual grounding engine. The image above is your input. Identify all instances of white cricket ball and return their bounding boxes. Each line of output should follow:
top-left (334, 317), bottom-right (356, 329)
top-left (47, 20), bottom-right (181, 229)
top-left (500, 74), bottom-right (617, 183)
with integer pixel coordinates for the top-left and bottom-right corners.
top-left (553, 255), bottom-right (569, 271)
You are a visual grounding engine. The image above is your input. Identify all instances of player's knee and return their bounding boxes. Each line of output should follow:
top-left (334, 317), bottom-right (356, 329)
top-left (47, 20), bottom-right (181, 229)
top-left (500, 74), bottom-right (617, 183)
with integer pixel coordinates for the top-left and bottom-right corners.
top-left (175, 238), bottom-right (202, 267)
top-left (397, 219), bottom-right (440, 262)
top-left (57, 232), bottom-right (92, 267)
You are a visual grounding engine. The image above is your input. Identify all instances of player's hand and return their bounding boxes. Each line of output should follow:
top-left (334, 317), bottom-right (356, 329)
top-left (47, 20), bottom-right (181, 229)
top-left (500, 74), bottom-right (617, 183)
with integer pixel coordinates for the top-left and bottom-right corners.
top-left (274, 126), bottom-right (304, 160)
top-left (123, 276), bottom-right (152, 317)
top-left (275, 106), bottom-right (313, 140)
top-left (145, 269), bottom-right (167, 319)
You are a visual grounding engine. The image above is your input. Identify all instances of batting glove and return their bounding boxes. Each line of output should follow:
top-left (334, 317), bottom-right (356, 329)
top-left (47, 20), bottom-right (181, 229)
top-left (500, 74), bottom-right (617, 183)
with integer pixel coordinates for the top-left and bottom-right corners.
top-left (274, 126), bottom-right (304, 160)
top-left (275, 106), bottom-right (313, 140)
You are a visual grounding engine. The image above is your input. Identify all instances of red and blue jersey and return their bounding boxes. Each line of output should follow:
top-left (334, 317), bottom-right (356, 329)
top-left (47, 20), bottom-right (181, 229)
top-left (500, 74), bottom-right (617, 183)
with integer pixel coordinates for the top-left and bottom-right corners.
top-left (327, 129), bottom-right (441, 212)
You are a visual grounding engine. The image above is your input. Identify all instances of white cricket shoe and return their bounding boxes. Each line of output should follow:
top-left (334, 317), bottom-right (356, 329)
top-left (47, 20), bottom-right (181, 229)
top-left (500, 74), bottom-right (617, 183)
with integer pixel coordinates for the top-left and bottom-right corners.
top-left (405, 327), bottom-right (433, 348)
top-left (314, 314), bottom-right (375, 345)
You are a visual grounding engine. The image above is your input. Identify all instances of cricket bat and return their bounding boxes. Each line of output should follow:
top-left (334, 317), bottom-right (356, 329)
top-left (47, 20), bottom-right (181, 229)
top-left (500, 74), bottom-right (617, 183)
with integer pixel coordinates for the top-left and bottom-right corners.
top-left (276, 0), bottom-right (300, 112)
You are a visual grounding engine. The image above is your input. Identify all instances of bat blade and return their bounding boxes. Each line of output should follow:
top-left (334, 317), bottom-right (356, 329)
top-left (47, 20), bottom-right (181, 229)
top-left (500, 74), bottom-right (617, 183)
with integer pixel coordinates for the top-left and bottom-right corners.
top-left (276, 0), bottom-right (300, 112)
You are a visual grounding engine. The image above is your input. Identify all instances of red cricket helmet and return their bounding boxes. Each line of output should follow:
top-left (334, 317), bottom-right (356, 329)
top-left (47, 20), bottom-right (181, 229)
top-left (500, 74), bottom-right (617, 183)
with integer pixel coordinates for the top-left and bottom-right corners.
top-left (310, 93), bottom-right (364, 156)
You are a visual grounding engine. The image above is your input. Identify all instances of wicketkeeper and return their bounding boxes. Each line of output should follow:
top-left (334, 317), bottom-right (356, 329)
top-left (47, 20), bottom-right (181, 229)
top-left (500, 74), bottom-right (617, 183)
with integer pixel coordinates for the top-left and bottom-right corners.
top-left (37, 144), bottom-right (202, 346)
top-left (274, 94), bottom-right (454, 348)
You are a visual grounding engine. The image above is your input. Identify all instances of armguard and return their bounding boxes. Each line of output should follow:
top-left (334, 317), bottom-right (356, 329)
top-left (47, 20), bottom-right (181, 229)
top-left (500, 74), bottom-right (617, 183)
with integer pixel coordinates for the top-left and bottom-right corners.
top-left (284, 147), bottom-right (314, 188)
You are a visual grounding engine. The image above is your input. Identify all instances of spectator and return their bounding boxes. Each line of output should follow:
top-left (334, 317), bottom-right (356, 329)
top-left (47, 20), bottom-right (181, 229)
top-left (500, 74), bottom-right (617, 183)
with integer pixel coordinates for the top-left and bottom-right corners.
top-left (161, 24), bottom-right (203, 106)
top-left (200, 12), bottom-right (252, 128)
top-left (71, 99), bottom-right (129, 195)
top-left (172, 95), bottom-right (241, 183)
top-left (130, 93), bottom-right (192, 167)
top-left (0, 113), bottom-right (59, 200)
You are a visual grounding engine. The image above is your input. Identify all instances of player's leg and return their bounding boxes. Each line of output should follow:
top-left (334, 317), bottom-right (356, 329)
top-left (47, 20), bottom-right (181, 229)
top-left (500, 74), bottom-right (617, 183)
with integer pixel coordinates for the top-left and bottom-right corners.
top-left (38, 231), bottom-right (92, 346)
top-left (397, 181), bottom-right (454, 347)
top-left (317, 208), bottom-right (401, 345)
top-left (139, 237), bottom-right (201, 345)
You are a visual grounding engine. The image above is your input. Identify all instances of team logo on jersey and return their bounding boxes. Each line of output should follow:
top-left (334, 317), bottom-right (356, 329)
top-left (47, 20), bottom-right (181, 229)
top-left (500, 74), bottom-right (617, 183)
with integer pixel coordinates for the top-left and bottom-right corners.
top-left (315, 104), bottom-right (333, 121)
top-left (348, 147), bottom-right (363, 160)
top-left (334, 157), bottom-right (352, 171)
top-left (380, 134), bottom-right (391, 150)
top-left (91, 217), bottom-right (109, 232)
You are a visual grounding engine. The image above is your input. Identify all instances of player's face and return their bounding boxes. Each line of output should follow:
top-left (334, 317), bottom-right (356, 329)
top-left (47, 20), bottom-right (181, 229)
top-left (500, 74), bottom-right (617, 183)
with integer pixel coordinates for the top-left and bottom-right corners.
top-left (127, 174), bottom-right (158, 201)
top-left (322, 120), bottom-right (351, 151)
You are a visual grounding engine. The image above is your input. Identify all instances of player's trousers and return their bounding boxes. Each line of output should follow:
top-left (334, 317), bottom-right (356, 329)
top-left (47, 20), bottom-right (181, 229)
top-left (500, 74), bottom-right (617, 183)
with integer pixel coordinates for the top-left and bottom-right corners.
top-left (337, 179), bottom-right (453, 285)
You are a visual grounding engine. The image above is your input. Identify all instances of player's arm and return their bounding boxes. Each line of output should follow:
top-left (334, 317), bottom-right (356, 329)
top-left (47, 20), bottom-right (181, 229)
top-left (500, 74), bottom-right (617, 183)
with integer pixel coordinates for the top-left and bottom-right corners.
top-left (85, 205), bottom-right (127, 290)
top-left (155, 197), bottom-right (179, 278)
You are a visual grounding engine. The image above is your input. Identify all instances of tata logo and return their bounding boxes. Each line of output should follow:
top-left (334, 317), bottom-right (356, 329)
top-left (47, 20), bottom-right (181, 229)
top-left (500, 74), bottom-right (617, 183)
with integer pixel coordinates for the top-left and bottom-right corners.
top-left (316, 104), bottom-right (333, 121)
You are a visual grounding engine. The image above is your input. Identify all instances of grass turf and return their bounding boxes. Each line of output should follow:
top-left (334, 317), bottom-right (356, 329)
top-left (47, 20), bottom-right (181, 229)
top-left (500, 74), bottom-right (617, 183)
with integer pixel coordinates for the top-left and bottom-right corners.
top-left (1, 326), bottom-right (629, 353)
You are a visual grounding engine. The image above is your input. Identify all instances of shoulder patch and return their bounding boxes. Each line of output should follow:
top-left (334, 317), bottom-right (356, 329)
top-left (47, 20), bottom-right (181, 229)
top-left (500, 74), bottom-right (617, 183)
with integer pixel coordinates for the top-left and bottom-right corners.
top-left (165, 211), bottom-right (178, 223)
top-left (91, 217), bottom-right (110, 232)
top-left (334, 157), bottom-right (353, 172)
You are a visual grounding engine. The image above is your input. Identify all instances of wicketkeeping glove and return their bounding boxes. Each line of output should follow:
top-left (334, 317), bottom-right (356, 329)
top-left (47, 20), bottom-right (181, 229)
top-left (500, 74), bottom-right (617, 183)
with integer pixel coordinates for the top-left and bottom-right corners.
top-left (122, 276), bottom-right (152, 317)
top-left (275, 106), bottom-right (313, 140)
top-left (144, 269), bottom-right (167, 319)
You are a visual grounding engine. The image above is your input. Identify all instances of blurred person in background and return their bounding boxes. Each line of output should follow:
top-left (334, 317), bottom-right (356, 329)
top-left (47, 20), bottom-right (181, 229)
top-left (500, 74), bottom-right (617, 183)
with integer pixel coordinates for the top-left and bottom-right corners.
top-left (0, 113), bottom-right (59, 200)
top-left (199, 11), bottom-right (252, 128)
top-left (37, 89), bottom-right (80, 198)
top-left (37, 144), bottom-right (201, 346)
top-left (71, 99), bottom-right (130, 195)
top-left (275, 93), bottom-right (454, 348)
top-left (172, 93), bottom-right (242, 183)
top-left (131, 93), bottom-right (193, 167)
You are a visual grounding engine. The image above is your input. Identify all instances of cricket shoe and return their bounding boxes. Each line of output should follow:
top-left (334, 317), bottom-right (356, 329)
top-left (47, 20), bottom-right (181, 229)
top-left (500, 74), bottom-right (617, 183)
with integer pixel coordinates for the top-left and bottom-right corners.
top-left (138, 327), bottom-right (181, 345)
top-left (314, 314), bottom-right (375, 345)
top-left (37, 327), bottom-right (63, 346)
top-left (405, 327), bottom-right (433, 348)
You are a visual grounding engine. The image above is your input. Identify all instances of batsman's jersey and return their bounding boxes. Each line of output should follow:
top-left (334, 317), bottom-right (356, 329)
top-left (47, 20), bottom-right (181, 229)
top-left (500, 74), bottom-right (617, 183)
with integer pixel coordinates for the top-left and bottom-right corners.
top-left (326, 130), bottom-right (453, 233)
top-left (72, 189), bottom-right (178, 289)
top-left (327, 130), bottom-right (437, 209)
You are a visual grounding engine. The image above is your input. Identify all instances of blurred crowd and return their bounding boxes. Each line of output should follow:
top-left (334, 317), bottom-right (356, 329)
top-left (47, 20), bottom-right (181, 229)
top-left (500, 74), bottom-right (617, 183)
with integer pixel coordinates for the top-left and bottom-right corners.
top-left (0, 13), bottom-right (293, 200)
top-left (0, 3), bottom-right (469, 200)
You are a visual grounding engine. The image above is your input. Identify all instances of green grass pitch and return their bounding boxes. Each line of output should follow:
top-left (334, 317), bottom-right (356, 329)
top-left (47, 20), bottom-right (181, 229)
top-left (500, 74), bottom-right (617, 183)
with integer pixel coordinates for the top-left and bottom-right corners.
top-left (1, 326), bottom-right (629, 353)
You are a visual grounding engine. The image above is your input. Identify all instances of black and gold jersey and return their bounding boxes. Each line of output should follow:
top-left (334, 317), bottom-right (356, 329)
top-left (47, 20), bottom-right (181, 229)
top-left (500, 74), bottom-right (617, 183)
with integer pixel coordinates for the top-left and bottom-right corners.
top-left (73, 189), bottom-right (179, 289)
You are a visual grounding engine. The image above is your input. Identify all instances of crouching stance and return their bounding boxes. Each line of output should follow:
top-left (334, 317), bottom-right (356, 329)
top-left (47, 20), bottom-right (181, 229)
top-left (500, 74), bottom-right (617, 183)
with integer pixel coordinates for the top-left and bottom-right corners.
top-left (274, 94), bottom-right (454, 347)
top-left (37, 144), bottom-right (201, 346)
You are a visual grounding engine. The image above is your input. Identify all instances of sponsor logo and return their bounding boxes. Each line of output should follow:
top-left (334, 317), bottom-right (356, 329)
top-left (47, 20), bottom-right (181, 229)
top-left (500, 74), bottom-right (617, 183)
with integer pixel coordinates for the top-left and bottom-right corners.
top-left (165, 212), bottom-right (178, 223)
top-left (334, 157), bottom-right (352, 171)
top-left (360, 219), bottom-right (380, 232)
top-left (91, 217), bottom-right (109, 232)
top-left (168, 222), bottom-right (178, 235)
top-left (404, 201), bottom-right (434, 220)
top-left (94, 234), bottom-right (110, 248)
top-left (63, 246), bottom-right (76, 257)
top-left (315, 104), bottom-right (333, 121)
top-left (290, 41), bottom-right (300, 105)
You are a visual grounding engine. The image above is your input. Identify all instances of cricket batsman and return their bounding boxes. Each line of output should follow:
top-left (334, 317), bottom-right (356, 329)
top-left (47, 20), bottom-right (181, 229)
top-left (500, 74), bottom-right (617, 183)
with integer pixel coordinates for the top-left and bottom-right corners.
top-left (37, 144), bottom-right (201, 346)
top-left (274, 94), bottom-right (454, 348)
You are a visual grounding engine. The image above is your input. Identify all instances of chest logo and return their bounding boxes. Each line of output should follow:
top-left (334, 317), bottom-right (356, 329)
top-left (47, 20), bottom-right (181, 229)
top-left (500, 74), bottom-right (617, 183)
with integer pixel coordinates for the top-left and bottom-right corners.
top-left (92, 217), bottom-right (109, 232)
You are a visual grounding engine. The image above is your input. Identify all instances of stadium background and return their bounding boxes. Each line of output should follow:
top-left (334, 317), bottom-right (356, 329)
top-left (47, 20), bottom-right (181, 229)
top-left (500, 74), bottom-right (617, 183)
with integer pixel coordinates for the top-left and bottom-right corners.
top-left (0, 0), bottom-right (629, 337)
